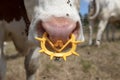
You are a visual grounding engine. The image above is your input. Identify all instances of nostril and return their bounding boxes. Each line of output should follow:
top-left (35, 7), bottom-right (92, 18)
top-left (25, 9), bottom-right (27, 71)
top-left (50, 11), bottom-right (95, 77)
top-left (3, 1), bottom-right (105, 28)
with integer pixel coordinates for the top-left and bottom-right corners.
top-left (35, 20), bottom-right (45, 35)
top-left (72, 21), bottom-right (80, 39)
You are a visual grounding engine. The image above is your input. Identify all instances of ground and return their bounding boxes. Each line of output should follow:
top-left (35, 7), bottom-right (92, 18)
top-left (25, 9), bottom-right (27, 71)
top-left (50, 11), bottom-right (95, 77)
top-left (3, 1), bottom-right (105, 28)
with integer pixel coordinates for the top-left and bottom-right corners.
top-left (4, 33), bottom-right (120, 80)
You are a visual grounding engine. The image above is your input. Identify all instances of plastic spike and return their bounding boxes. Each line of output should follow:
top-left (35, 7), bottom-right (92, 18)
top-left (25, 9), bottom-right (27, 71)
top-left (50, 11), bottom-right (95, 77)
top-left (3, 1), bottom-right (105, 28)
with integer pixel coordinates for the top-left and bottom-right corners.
top-left (63, 55), bottom-right (67, 61)
top-left (39, 50), bottom-right (44, 53)
top-left (50, 54), bottom-right (54, 60)
top-left (35, 37), bottom-right (43, 41)
top-left (73, 52), bottom-right (79, 56)
top-left (73, 41), bottom-right (83, 44)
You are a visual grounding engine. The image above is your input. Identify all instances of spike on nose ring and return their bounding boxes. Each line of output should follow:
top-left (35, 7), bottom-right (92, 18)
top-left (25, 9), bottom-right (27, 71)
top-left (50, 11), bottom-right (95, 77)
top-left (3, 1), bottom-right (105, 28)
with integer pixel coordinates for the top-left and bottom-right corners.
top-left (35, 32), bottom-right (84, 61)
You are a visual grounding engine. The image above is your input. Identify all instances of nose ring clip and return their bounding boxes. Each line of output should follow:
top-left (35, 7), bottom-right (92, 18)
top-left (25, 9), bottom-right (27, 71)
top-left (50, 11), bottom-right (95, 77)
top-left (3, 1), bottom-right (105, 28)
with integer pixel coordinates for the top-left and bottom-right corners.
top-left (35, 32), bottom-right (83, 61)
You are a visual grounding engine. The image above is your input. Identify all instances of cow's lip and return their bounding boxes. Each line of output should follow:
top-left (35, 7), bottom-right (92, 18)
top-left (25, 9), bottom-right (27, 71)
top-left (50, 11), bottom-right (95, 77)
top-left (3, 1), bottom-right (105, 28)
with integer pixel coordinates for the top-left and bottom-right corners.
top-left (36, 20), bottom-right (80, 44)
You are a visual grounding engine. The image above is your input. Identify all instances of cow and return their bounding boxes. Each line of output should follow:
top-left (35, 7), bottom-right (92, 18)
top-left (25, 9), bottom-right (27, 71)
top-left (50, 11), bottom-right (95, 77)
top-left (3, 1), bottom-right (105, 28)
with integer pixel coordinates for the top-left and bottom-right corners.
top-left (88, 0), bottom-right (120, 46)
top-left (0, 0), bottom-right (84, 79)
top-left (25, 0), bottom-right (84, 80)
top-left (0, 0), bottom-right (30, 80)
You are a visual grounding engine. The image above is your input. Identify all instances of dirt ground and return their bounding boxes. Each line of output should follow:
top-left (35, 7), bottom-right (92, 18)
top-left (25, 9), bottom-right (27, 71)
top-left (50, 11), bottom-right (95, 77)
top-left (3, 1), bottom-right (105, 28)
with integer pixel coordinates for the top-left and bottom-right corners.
top-left (4, 31), bottom-right (120, 80)
top-left (3, 0), bottom-right (120, 80)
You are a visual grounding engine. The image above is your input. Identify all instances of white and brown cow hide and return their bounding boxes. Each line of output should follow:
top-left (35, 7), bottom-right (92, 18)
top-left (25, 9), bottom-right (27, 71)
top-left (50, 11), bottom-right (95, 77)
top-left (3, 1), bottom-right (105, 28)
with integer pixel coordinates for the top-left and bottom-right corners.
top-left (0, 0), bottom-right (30, 80)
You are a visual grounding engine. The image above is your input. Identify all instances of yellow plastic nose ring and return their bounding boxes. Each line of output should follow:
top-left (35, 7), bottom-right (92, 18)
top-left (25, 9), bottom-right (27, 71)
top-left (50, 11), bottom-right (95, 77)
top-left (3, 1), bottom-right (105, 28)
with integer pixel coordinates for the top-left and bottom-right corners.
top-left (35, 32), bottom-right (84, 61)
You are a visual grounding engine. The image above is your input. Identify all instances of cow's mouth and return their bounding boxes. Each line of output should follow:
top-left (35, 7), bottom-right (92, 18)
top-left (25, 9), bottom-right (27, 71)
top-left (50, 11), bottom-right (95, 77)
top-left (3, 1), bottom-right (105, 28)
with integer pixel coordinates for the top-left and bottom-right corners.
top-left (36, 17), bottom-right (80, 45)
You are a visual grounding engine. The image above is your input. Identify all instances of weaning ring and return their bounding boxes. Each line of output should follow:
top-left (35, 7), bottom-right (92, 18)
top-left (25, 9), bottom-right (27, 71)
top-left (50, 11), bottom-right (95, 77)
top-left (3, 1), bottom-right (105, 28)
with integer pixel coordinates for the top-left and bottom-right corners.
top-left (35, 32), bottom-right (83, 61)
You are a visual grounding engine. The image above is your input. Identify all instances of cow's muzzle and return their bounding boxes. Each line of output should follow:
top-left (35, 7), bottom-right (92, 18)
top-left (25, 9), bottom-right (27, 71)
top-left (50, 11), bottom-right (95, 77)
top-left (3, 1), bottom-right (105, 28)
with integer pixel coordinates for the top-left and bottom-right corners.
top-left (35, 16), bottom-right (83, 60)
top-left (36, 17), bottom-right (80, 43)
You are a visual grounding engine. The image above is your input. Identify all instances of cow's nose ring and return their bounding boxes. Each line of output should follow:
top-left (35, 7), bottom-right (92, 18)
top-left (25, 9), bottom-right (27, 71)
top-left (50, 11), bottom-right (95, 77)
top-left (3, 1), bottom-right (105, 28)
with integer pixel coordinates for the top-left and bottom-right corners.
top-left (35, 32), bottom-right (84, 61)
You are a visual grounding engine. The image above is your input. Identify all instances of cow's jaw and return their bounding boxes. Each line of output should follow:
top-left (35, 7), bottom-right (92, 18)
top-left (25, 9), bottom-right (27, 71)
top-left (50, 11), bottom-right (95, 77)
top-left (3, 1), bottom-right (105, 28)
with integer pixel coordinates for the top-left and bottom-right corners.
top-left (36, 16), bottom-right (80, 45)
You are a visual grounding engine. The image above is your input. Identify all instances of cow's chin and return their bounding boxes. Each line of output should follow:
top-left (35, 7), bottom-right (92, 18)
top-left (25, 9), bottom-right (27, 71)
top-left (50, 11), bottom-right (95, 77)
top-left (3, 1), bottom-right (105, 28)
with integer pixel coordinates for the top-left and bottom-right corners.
top-left (36, 21), bottom-right (80, 45)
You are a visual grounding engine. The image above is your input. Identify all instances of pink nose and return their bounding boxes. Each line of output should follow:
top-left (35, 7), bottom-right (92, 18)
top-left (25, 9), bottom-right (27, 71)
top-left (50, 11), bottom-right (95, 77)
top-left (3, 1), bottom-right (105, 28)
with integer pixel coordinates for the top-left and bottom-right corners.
top-left (42, 16), bottom-right (76, 43)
